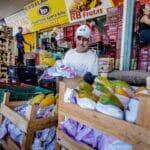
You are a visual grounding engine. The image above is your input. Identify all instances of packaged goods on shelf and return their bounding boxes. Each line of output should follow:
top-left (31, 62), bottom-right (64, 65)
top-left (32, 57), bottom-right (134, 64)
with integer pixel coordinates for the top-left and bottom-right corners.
top-left (98, 57), bottom-right (114, 73)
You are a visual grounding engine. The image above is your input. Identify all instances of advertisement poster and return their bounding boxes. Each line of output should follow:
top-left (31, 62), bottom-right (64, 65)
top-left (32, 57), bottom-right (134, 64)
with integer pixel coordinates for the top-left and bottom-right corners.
top-left (0, 19), bottom-right (6, 26)
top-left (5, 10), bottom-right (32, 36)
top-left (65, 0), bottom-right (112, 23)
top-left (110, 0), bottom-right (123, 7)
top-left (24, 0), bottom-right (69, 32)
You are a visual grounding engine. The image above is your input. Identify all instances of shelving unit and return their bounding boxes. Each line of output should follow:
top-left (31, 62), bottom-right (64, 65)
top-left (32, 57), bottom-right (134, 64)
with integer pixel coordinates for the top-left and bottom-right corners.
top-left (0, 26), bottom-right (14, 82)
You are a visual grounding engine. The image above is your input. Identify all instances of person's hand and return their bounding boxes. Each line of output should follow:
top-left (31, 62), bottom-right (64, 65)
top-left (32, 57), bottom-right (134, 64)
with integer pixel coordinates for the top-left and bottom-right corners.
top-left (135, 25), bottom-right (139, 33)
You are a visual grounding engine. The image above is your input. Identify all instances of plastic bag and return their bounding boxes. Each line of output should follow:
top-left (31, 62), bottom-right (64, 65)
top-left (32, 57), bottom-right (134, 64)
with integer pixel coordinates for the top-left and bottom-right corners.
top-left (64, 88), bottom-right (76, 103)
top-left (125, 99), bottom-right (139, 123)
top-left (108, 140), bottom-right (132, 150)
top-left (7, 123), bottom-right (24, 145)
top-left (0, 124), bottom-right (7, 139)
top-left (96, 102), bottom-right (123, 120)
top-left (77, 98), bottom-right (96, 110)
top-left (61, 119), bottom-right (78, 138)
top-left (32, 138), bottom-right (43, 150)
top-left (81, 128), bottom-right (101, 148)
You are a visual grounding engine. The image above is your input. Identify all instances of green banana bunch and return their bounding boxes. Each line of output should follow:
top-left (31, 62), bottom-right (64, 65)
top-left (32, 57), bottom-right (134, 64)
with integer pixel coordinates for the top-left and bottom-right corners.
top-left (97, 76), bottom-right (115, 91)
top-left (112, 80), bottom-right (131, 88)
top-left (95, 82), bottom-right (111, 94)
top-left (78, 81), bottom-right (93, 92)
top-left (77, 90), bottom-right (99, 102)
top-left (99, 93), bottom-right (124, 110)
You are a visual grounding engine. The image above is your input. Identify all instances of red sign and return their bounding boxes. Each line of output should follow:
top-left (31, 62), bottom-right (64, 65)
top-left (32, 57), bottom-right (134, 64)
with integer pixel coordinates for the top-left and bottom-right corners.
top-left (65, 0), bottom-right (112, 23)
top-left (111, 0), bottom-right (124, 6)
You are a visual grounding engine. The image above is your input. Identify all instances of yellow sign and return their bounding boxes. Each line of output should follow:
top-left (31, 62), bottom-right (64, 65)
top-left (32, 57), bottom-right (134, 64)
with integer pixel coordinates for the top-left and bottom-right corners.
top-left (24, 0), bottom-right (69, 32)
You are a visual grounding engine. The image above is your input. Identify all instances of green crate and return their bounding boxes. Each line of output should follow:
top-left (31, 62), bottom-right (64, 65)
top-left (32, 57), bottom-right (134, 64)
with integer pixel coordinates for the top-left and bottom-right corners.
top-left (0, 86), bottom-right (54, 103)
top-left (0, 85), bottom-right (35, 93)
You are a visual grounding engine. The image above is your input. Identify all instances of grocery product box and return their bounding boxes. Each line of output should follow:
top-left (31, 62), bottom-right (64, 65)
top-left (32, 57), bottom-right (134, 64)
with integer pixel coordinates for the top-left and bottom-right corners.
top-left (98, 58), bottom-right (114, 73)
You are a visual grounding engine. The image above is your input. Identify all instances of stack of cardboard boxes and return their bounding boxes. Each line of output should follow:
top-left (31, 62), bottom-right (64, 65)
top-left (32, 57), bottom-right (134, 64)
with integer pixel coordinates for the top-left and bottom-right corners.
top-left (0, 25), bottom-right (14, 82)
top-left (105, 5), bottom-right (123, 69)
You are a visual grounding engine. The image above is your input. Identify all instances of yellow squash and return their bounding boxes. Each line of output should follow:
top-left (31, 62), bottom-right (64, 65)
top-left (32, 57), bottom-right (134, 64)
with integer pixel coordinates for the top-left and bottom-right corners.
top-left (39, 94), bottom-right (56, 108)
top-left (78, 91), bottom-right (99, 102)
top-left (30, 94), bottom-right (45, 105)
top-left (115, 87), bottom-right (130, 98)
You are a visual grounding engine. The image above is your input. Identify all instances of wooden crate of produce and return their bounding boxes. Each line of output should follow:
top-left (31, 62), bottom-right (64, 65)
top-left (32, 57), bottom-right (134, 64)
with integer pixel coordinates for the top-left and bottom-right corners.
top-left (57, 129), bottom-right (92, 150)
top-left (57, 79), bottom-right (150, 150)
top-left (0, 92), bottom-right (58, 150)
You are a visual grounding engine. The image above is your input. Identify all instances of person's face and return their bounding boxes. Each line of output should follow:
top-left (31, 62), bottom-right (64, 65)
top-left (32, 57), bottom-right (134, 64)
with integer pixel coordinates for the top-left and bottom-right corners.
top-left (19, 28), bottom-right (23, 33)
top-left (52, 32), bottom-right (57, 37)
top-left (144, 4), bottom-right (150, 15)
top-left (76, 36), bottom-right (89, 52)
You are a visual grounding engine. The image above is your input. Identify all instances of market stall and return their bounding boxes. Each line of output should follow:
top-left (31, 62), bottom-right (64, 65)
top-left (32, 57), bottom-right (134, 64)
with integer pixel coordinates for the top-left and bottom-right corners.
top-left (0, 0), bottom-right (149, 149)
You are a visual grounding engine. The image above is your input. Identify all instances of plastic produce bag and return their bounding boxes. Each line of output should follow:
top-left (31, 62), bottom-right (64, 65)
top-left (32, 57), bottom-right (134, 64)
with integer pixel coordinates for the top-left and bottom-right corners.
top-left (64, 88), bottom-right (76, 103)
top-left (61, 119), bottom-right (78, 138)
top-left (96, 102), bottom-right (123, 120)
top-left (81, 128), bottom-right (101, 148)
top-left (14, 102), bottom-right (29, 117)
top-left (108, 140), bottom-right (132, 150)
top-left (97, 133), bottom-right (117, 150)
top-left (0, 124), bottom-right (7, 139)
top-left (44, 127), bottom-right (56, 143)
top-left (44, 138), bottom-right (56, 150)
top-left (32, 138), bottom-right (43, 150)
top-left (36, 128), bottom-right (50, 142)
top-left (7, 123), bottom-right (24, 145)
top-left (32, 127), bottom-right (56, 150)
top-left (77, 98), bottom-right (96, 110)
top-left (36, 105), bottom-right (54, 118)
top-left (75, 124), bottom-right (92, 141)
top-left (125, 99), bottom-right (139, 123)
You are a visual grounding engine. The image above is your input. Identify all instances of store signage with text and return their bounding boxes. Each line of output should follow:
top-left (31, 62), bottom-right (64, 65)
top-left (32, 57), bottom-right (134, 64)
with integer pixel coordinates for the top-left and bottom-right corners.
top-left (109, 0), bottom-right (123, 7)
top-left (65, 0), bottom-right (112, 23)
top-left (4, 10), bottom-right (32, 36)
top-left (24, 0), bottom-right (69, 32)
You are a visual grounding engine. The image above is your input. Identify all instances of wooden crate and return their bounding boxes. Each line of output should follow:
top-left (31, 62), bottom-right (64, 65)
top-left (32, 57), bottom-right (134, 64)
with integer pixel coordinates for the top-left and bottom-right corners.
top-left (0, 92), bottom-right (58, 150)
top-left (57, 129), bottom-right (92, 150)
top-left (57, 79), bottom-right (150, 150)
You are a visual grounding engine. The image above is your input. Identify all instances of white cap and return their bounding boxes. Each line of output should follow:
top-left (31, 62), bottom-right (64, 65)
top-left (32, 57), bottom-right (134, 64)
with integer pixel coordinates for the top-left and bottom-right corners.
top-left (75, 25), bottom-right (91, 39)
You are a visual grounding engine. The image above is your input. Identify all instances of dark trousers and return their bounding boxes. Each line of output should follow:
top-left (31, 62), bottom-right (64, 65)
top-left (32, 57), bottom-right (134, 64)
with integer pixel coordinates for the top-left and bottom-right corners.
top-left (18, 48), bottom-right (24, 65)
top-left (139, 30), bottom-right (150, 44)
